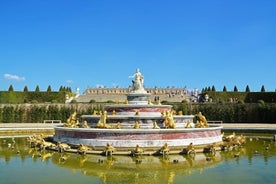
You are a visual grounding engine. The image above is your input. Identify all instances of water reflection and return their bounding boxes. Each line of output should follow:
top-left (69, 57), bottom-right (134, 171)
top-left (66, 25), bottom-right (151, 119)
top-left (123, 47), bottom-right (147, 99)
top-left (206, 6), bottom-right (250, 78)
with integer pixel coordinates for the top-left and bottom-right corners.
top-left (1, 137), bottom-right (276, 184)
top-left (51, 153), bottom-right (222, 184)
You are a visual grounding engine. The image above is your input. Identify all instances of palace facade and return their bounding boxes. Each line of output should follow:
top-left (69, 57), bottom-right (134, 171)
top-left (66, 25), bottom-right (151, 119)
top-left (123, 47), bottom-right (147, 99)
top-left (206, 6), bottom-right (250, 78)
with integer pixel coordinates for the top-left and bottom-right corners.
top-left (83, 87), bottom-right (197, 97)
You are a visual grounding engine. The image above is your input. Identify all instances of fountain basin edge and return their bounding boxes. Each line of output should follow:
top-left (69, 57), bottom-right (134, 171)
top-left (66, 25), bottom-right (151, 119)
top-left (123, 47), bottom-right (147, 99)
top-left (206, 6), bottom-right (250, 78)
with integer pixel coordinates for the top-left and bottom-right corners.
top-left (53, 125), bottom-right (223, 149)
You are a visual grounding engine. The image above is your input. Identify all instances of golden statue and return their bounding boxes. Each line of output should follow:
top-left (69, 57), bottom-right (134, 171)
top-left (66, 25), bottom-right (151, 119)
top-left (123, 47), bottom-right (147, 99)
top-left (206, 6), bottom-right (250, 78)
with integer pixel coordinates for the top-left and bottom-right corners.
top-left (97, 111), bottom-right (108, 128)
top-left (133, 144), bottom-right (144, 154)
top-left (82, 120), bottom-right (90, 128)
top-left (115, 122), bottom-right (121, 129)
top-left (112, 110), bottom-right (116, 115)
top-left (164, 111), bottom-right (176, 129)
top-left (185, 120), bottom-right (192, 128)
top-left (110, 122), bottom-right (121, 129)
top-left (40, 139), bottom-right (56, 150)
top-left (78, 144), bottom-right (90, 154)
top-left (159, 142), bottom-right (170, 155)
top-left (57, 141), bottom-right (71, 152)
top-left (104, 143), bottom-right (116, 156)
top-left (64, 111), bottom-right (79, 128)
top-left (134, 121), bottom-right (140, 129)
top-left (153, 121), bottom-right (160, 129)
top-left (187, 142), bottom-right (195, 155)
top-left (195, 112), bottom-right (209, 128)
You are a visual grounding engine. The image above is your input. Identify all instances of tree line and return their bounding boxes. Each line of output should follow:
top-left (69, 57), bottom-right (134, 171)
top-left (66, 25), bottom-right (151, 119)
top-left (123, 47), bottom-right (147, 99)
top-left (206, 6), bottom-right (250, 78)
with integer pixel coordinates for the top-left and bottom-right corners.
top-left (202, 84), bottom-right (271, 92)
top-left (0, 85), bottom-right (74, 104)
top-left (7, 85), bottom-right (72, 93)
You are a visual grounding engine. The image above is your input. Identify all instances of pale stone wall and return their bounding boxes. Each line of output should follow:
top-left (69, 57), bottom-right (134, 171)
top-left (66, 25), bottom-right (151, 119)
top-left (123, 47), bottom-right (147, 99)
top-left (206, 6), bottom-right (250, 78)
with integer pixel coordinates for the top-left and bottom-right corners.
top-left (76, 87), bottom-right (192, 103)
top-left (84, 87), bottom-right (188, 95)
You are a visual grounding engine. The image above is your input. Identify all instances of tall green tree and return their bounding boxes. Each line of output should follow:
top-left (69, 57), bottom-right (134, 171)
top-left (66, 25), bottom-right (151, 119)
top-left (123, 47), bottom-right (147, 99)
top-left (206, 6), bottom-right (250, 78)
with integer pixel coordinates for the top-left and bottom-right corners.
top-left (234, 85), bottom-right (238, 92)
top-left (59, 86), bottom-right (63, 91)
top-left (47, 85), bottom-right (52, 92)
top-left (35, 85), bottom-right (40, 92)
top-left (8, 85), bottom-right (14, 92)
top-left (211, 85), bottom-right (216, 92)
top-left (261, 85), bottom-right (265, 92)
top-left (223, 86), bottom-right (227, 92)
top-left (23, 86), bottom-right (28, 92)
top-left (245, 85), bottom-right (250, 92)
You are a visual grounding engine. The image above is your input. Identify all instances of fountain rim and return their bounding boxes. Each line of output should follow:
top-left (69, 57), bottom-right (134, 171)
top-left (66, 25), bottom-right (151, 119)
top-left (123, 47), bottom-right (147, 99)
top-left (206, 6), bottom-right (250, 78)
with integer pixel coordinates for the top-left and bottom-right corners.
top-left (54, 124), bottom-right (222, 133)
top-left (81, 114), bottom-right (195, 119)
top-left (104, 104), bottom-right (172, 108)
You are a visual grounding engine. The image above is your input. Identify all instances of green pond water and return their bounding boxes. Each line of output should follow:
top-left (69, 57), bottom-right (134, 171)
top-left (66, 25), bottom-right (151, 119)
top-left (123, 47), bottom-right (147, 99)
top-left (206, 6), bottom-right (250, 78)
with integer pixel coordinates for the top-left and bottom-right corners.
top-left (1, 136), bottom-right (276, 184)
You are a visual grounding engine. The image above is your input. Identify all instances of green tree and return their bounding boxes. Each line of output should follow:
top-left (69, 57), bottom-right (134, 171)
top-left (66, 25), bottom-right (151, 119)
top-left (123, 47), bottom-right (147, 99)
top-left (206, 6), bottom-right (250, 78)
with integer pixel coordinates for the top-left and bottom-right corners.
top-left (223, 86), bottom-right (227, 92)
top-left (59, 86), bottom-right (64, 91)
top-left (245, 85), bottom-right (250, 92)
top-left (47, 85), bottom-right (52, 92)
top-left (23, 86), bottom-right (29, 92)
top-left (211, 85), bottom-right (216, 92)
top-left (8, 85), bottom-right (14, 92)
top-left (234, 85), bottom-right (238, 92)
top-left (261, 85), bottom-right (265, 92)
top-left (66, 87), bottom-right (72, 93)
top-left (35, 85), bottom-right (40, 92)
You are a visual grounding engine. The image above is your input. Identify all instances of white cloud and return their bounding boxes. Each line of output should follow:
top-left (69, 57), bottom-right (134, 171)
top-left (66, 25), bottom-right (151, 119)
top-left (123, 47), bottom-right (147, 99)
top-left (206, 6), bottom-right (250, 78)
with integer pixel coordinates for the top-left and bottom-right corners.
top-left (4, 73), bottom-right (25, 81)
top-left (66, 80), bottom-right (74, 83)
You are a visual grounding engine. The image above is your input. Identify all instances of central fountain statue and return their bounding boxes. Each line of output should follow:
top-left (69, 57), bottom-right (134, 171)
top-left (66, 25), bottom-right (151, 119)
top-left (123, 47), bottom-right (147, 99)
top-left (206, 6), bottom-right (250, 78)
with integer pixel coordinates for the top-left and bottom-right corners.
top-left (126, 68), bottom-right (151, 104)
top-left (129, 68), bottom-right (147, 93)
top-left (53, 68), bottom-right (223, 155)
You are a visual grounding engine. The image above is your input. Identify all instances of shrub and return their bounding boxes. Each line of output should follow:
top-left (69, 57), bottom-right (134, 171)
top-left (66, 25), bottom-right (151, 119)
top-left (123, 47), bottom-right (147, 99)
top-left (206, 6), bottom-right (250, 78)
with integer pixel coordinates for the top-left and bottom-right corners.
top-left (31, 100), bottom-right (38, 104)
top-left (106, 100), bottom-right (114, 103)
top-left (70, 99), bottom-right (77, 103)
top-left (89, 99), bottom-right (96, 103)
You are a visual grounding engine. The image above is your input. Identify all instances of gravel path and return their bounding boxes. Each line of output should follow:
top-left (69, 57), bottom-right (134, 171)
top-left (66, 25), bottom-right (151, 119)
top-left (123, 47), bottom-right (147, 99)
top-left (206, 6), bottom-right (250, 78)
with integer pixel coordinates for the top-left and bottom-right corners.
top-left (222, 123), bottom-right (276, 128)
top-left (0, 123), bottom-right (58, 128)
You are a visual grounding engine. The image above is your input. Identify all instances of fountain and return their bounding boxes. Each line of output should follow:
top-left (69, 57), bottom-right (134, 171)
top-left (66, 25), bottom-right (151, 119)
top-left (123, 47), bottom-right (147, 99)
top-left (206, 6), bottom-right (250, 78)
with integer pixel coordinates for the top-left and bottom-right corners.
top-left (53, 68), bottom-right (223, 154)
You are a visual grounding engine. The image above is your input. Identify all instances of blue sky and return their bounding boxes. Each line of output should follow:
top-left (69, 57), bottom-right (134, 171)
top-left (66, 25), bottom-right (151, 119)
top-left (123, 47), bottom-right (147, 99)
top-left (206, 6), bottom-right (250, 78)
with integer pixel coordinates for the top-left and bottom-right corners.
top-left (1, 0), bottom-right (275, 93)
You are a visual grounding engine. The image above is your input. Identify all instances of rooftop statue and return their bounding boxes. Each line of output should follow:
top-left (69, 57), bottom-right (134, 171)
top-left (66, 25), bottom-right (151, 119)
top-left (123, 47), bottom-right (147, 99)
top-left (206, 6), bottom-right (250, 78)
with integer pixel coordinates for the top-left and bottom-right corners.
top-left (129, 68), bottom-right (147, 93)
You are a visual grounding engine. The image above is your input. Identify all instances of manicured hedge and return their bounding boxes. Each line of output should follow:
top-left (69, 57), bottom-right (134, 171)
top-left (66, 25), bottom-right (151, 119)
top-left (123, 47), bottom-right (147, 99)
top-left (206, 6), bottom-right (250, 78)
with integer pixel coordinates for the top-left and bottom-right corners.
top-left (0, 91), bottom-right (66, 103)
top-left (244, 92), bottom-right (276, 103)
top-left (205, 91), bottom-right (276, 103)
top-left (0, 103), bottom-right (275, 123)
top-left (174, 102), bottom-right (276, 123)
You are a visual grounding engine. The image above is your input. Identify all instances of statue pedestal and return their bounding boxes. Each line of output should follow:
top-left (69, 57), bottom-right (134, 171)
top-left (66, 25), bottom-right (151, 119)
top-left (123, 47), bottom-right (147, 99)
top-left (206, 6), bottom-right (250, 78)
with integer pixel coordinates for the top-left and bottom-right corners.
top-left (126, 93), bottom-right (151, 104)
